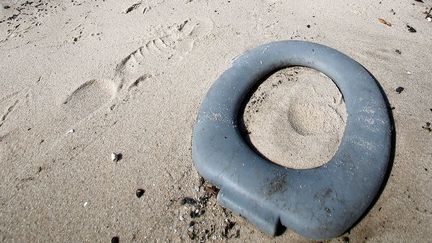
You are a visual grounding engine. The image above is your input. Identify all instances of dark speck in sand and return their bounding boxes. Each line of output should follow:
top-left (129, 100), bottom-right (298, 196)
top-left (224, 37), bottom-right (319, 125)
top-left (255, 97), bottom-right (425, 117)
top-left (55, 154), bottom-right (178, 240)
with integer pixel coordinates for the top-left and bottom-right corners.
top-left (407, 25), bottom-right (417, 33)
top-left (203, 185), bottom-right (219, 197)
top-left (422, 122), bottom-right (432, 132)
top-left (395, 49), bottom-right (401, 54)
top-left (180, 197), bottom-right (197, 205)
top-left (395, 87), bottom-right (404, 94)
top-left (111, 236), bottom-right (119, 243)
top-left (136, 189), bottom-right (145, 198)
top-left (307, 24), bottom-right (311, 28)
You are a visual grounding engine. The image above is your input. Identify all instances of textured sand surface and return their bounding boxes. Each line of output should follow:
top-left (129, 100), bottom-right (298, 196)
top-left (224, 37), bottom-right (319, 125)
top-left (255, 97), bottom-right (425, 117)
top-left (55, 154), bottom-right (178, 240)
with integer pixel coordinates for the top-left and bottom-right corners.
top-left (243, 67), bottom-right (347, 169)
top-left (1, 0), bottom-right (431, 242)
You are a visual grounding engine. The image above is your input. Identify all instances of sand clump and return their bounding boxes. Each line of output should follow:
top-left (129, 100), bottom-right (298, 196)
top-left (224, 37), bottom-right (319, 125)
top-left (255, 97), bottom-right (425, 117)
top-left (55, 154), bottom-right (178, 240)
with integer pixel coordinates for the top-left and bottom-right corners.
top-left (243, 67), bottom-right (347, 169)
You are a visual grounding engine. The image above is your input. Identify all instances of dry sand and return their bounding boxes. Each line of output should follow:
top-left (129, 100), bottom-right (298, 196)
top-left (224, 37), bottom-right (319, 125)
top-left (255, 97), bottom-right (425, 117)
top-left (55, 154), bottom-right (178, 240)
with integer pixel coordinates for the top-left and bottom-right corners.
top-left (1, 0), bottom-right (431, 242)
top-left (243, 67), bottom-right (347, 169)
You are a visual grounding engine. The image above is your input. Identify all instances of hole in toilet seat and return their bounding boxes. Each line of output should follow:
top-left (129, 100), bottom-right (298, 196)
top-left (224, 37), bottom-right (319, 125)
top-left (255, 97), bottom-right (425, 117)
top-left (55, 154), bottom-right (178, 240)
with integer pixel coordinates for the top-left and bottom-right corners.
top-left (241, 66), bottom-right (347, 169)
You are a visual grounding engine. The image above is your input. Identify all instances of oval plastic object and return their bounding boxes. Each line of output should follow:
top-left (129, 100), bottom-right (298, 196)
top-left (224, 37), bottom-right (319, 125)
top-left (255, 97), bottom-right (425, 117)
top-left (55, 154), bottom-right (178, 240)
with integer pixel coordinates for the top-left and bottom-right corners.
top-left (192, 40), bottom-right (392, 240)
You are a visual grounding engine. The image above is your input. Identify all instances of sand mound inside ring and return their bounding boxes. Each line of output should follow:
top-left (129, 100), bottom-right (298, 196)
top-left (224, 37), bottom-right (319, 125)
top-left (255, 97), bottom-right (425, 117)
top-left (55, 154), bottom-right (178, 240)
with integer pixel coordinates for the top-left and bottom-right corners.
top-left (242, 66), bottom-right (347, 169)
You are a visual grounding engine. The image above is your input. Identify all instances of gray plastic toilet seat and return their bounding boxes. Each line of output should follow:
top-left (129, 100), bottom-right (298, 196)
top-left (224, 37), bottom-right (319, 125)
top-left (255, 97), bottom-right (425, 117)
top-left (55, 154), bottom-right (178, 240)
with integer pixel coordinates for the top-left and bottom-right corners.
top-left (192, 41), bottom-right (392, 239)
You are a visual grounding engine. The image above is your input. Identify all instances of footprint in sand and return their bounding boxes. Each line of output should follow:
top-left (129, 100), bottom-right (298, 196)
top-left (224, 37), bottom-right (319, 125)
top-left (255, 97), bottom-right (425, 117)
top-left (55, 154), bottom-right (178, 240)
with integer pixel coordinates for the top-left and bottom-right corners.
top-left (0, 87), bottom-right (36, 129)
top-left (0, 98), bottom-right (19, 128)
top-left (115, 18), bottom-right (214, 87)
top-left (62, 79), bottom-right (117, 120)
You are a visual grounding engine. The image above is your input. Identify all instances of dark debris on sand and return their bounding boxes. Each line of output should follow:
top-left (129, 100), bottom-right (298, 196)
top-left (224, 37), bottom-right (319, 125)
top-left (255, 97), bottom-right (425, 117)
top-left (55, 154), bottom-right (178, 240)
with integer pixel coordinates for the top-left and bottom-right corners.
top-left (406, 24), bottom-right (417, 33)
top-left (136, 188), bottom-right (145, 198)
top-left (422, 122), bottom-right (431, 132)
top-left (176, 177), bottom-right (240, 241)
top-left (111, 236), bottom-right (119, 243)
top-left (396, 87), bottom-right (404, 94)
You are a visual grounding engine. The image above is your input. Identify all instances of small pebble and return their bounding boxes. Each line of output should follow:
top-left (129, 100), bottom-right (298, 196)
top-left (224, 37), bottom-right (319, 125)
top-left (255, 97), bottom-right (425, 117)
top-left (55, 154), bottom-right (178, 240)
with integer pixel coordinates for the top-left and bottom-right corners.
top-left (66, 129), bottom-right (74, 134)
top-left (136, 189), bottom-right (145, 198)
top-left (111, 153), bottom-right (122, 162)
top-left (406, 71), bottom-right (412, 75)
top-left (111, 236), bottom-right (119, 243)
top-left (83, 202), bottom-right (88, 207)
top-left (395, 87), bottom-right (404, 94)
top-left (427, 17), bottom-right (432, 22)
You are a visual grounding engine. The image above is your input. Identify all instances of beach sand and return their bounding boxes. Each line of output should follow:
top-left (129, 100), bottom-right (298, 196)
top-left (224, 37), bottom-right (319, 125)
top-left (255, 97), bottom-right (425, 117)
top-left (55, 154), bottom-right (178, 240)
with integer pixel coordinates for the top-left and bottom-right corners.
top-left (243, 67), bottom-right (347, 169)
top-left (0, 0), bottom-right (431, 242)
